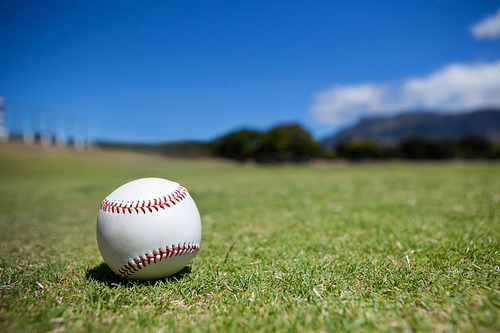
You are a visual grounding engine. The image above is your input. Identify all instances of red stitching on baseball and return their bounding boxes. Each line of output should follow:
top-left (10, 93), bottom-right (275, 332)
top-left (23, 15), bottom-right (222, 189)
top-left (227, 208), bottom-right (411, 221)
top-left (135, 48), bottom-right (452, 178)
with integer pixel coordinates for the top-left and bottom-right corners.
top-left (100, 185), bottom-right (188, 214)
top-left (116, 242), bottom-right (200, 279)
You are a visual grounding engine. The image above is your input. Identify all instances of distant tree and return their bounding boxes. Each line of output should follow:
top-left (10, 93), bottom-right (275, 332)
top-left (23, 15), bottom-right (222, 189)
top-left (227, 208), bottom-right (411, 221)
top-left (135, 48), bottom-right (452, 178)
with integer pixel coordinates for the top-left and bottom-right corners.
top-left (210, 124), bottom-right (323, 162)
top-left (260, 124), bottom-right (322, 162)
top-left (335, 140), bottom-right (382, 160)
top-left (457, 136), bottom-right (492, 159)
top-left (490, 143), bottom-right (500, 159)
top-left (210, 129), bottom-right (262, 161)
top-left (399, 137), bottom-right (456, 160)
top-left (260, 126), bottom-right (292, 161)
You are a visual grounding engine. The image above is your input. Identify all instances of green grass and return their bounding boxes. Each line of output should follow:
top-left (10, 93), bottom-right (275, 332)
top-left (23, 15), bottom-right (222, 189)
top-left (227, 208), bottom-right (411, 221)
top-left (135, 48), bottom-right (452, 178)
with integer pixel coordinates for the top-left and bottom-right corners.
top-left (1, 144), bottom-right (499, 332)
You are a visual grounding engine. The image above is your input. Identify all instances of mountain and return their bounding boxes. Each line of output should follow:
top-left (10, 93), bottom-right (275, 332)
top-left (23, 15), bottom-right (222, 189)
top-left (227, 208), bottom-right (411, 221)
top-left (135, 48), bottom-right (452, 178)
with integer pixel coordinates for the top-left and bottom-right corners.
top-left (322, 109), bottom-right (500, 149)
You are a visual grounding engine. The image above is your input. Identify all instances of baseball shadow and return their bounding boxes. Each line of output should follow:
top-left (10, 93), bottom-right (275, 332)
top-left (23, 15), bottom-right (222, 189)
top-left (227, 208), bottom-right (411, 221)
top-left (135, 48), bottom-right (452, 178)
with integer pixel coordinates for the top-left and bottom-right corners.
top-left (85, 262), bottom-right (193, 287)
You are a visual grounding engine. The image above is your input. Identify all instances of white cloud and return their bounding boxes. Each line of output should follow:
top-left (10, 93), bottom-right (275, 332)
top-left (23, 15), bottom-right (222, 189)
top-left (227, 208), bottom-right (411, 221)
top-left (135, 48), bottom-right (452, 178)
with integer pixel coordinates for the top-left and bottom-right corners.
top-left (310, 84), bottom-right (389, 124)
top-left (310, 59), bottom-right (500, 126)
top-left (470, 6), bottom-right (500, 39)
top-left (403, 60), bottom-right (500, 111)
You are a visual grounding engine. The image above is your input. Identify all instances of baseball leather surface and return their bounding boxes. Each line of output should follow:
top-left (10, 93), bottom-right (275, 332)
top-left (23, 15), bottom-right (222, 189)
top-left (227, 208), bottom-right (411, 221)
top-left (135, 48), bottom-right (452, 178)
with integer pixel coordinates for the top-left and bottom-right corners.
top-left (96, 177), bottom-right (202, 280)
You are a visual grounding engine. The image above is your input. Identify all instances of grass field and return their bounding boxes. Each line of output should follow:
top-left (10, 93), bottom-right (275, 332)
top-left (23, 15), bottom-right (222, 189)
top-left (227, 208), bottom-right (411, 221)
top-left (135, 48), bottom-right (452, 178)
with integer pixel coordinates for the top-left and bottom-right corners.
top-left (0, 143), bottom-right (499, 332)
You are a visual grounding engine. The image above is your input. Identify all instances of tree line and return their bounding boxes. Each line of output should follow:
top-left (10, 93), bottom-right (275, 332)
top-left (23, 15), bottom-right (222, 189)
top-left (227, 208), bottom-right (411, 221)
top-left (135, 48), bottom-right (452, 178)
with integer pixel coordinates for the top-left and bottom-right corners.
top-left (335, 136), bottom-right (500, 160)
top-left (210, 124), bottom-right (500, 162)
top-left (210, 124), bottom-right (322, 162)
top-left (98, 123), bottom-right (500, 161)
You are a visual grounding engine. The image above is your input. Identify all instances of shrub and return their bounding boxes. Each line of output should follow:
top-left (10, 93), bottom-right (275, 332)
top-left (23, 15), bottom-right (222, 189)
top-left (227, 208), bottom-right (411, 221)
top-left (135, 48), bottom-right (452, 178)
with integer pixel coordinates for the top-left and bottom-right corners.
top-left (211, 124), bottom-right (323, 162)
top-left (210, 129), bottom-right (262, 161)
top-left (335, 140), bottom-right (382, 160)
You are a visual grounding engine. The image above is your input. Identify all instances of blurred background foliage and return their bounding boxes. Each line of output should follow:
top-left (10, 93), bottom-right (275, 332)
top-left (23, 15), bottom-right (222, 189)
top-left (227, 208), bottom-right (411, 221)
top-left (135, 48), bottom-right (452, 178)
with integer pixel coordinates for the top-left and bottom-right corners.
top-left (210, 124), bottom-right (323, 162)
top-left (97, 125), bottom-right (500, 162)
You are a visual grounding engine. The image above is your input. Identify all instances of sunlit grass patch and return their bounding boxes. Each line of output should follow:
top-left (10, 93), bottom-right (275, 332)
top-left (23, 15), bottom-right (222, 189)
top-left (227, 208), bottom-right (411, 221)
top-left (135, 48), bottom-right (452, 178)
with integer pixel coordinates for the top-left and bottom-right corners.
top-left (0, 146), bottom-right (499, 332)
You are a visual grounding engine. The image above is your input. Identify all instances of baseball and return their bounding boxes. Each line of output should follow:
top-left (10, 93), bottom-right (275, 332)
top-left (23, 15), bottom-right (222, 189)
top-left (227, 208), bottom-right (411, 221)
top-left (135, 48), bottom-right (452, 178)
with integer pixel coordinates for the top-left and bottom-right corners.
top-left (96, 177), bottom-right (202, 280)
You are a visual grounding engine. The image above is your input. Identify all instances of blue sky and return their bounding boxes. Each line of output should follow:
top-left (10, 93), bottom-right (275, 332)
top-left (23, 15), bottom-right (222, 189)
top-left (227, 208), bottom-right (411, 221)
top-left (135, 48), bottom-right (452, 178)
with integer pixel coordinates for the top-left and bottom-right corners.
top-left (1, 0), bottom-right (500, 143)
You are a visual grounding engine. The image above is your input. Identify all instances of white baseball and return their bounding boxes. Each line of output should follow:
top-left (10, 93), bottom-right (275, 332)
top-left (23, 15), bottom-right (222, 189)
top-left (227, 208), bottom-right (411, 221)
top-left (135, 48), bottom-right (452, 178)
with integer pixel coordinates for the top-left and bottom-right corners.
top-left (96, 177), bottom-right (202, 280)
